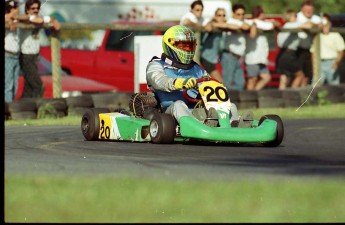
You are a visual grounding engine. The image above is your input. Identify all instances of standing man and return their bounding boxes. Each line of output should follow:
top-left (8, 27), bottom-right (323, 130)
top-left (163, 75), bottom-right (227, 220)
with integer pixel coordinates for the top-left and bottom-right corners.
top-left (296, 0), bottom-right (323, 86)
top-left (244, 5), bottom-right (280, 91)
top-left (16, 0), bottom-right (60, 98)
top-left (220, 3), bottom-right (253, 91)
top-left (310, 14), bottom-right (345, 85)
top-left (276, 9), bottom-right (312, 89)
top-left (200, 8), bottom-right (238, 83)
top-left (180, 0), bottom-right (211, 31)
top-left (5, 0), bottom-right (20, 103)
top-left (180, 0), bottom-right (212, 64)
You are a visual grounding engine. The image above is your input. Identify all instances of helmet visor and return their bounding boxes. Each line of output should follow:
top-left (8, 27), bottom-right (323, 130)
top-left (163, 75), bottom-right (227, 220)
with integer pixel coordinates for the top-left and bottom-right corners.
top-left (170, 39), bottom-right (196, 52)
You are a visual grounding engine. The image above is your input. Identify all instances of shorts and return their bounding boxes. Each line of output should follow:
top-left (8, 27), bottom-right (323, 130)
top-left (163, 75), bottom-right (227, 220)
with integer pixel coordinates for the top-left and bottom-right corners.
top-left (200, 57), bottom-right (217, 74)
top-left (246, 63), bottom-right (269, 78)
top-left (276, 49), bottom-right (300, 77)
top-left (297, 48), bottom-right (313, 80)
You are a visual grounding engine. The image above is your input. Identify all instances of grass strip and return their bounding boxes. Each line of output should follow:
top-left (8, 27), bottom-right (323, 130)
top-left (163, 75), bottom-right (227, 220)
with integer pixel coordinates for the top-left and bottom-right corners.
top-left (5, 175), bottom-right (345, 223)
top-left (4, 103), bottom-right (345, 126)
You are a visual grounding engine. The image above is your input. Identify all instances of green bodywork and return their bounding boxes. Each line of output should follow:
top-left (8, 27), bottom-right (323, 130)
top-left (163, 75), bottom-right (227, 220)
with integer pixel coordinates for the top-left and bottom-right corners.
top-left (104, 112), bottom-right (278, 143)
top-left (179, 117), bottom-right (277, 143)
top-left (115, 116), bottom-right (150, 142)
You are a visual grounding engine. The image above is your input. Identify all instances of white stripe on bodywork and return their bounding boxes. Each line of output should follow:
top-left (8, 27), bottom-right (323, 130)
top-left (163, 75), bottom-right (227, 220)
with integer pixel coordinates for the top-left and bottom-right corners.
top-left (111, 113), bottom-right (129, 140)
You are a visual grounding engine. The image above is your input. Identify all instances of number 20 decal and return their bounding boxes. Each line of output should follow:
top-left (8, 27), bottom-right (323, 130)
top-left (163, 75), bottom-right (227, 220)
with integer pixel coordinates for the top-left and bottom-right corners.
top-left (100, 120), bottom-right (110, 139)
top-left (203, 86), bottom-right (229, 102)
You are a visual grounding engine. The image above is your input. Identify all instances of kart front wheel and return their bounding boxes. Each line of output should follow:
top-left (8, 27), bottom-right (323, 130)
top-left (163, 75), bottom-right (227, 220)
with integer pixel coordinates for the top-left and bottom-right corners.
top-left (149, 113), bottom-right (177, 144)
top-left (81, 108), bottom-right (110, 141)
top-left (259, 114), bottom-right (284, 147)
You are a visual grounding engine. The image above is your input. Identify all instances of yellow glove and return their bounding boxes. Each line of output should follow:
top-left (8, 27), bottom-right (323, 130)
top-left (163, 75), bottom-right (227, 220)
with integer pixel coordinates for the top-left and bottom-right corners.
top-left (174, 78), bottom-right (197, 90)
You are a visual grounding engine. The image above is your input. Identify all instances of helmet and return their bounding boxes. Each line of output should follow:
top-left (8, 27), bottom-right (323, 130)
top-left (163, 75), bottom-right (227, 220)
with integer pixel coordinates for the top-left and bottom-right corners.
top-left (162, 25), bottom-right (197, 64)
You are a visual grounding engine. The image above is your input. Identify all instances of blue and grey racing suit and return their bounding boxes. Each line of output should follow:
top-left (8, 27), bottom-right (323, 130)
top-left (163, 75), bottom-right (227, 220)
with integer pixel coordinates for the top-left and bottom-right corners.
top-left (146, 56), bottom-right (239, 124)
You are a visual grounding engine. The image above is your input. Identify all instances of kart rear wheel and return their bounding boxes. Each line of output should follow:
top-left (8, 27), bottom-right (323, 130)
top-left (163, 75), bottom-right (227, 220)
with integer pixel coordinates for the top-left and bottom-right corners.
top-left (149, 113), bottom-right (177, 144)
top-left (259, 114), bottom-right (284, 147)
top-left (81, 108), bottom-right (110, 141)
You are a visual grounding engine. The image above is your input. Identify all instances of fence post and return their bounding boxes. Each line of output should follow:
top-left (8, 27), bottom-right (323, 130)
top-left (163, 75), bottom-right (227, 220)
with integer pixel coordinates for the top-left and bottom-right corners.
top-left (312, 32), bottom-right (321, 86)
top-left (51, 29), bottom-right (62, 98)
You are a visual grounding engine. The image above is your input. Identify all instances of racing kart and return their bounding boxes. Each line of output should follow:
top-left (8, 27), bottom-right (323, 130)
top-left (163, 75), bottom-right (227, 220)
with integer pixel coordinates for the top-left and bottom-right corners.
top-left (81, 77), bottom-right (284, 147)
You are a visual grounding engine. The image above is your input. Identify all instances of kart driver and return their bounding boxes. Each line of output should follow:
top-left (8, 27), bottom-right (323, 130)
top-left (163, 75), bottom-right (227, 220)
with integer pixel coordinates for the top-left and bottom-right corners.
top-left (146, 25), bottom-right (248, 127)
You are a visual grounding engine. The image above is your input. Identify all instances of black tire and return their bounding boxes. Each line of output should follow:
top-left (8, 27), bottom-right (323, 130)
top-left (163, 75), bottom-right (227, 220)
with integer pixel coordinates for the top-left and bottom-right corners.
top-left (149, 113), bottom-right (177, 144)
top-left (81, 108), bottom-right (110, 141)
top-left (258, 97), bottom-right (285, 108)
top-left (142, 108), bottom-right (159, 121)
top-left (257, 89), bottom-right (282, 98)
top-left (239, 90), bottom-right (258, 102)
top-left (10, 111), bottom-right (37, 120)
top-left (258, 114), bottom-right (284, 147)
top-left (228, 90), bottom-right (240, 102)
top-left (91, 93), bottom-right (121, 108)
top-left (9, 100), bottom-right (37, 113)
top-left (37, 98), bottom-right (67, 112)
top-left (68, 107), bottom-right (91, 116)
top-left (66, 95), bottom-right (94, 108)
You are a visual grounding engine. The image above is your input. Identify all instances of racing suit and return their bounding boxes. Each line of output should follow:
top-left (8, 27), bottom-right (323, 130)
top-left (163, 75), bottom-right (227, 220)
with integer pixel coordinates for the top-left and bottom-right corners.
top-left (146, 53), bottom-right (240, 124)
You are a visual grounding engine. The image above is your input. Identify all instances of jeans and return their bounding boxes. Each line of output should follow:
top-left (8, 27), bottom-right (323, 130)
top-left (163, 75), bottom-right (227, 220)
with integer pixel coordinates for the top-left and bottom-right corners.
top-left (5, 53), bottom-right (20, 103)
top-left (320, 59), bottom-right (340, 85)
top-left (220, 51), bottom-right (245, 91)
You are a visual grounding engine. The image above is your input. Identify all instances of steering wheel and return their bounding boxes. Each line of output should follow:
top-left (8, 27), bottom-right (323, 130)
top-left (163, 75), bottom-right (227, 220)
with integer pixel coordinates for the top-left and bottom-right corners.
top-left (182, 77), bottom-right (220, 103)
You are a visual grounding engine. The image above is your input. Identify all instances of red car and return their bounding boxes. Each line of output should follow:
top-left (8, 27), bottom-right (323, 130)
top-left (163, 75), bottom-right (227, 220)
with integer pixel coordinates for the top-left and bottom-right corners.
top-left (40, 18), bottom-right (285, 92)
top-left (15, 55), bottom-right (118, 100)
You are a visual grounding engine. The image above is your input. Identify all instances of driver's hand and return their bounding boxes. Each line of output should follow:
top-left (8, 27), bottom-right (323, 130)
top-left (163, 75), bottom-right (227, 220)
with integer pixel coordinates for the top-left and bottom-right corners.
top-left (174, 77), bottom-right (197, 90)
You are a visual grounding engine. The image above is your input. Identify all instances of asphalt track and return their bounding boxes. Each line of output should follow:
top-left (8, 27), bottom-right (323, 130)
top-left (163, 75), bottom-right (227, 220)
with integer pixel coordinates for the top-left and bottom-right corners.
top-left (4, 119), bottom-right (345, 179)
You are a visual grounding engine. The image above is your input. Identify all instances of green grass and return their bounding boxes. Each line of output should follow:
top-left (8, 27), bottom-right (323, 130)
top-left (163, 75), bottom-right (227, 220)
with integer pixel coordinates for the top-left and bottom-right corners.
top-left (4, 103), bottom-right (345, 126)
top-left (5, 176), bottom-right (345, 223)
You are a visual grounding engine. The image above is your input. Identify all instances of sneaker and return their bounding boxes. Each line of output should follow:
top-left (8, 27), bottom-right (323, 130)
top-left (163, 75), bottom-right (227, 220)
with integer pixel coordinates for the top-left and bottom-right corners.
top-left (231, 120), bottom-right (239, 127)
top-left (192, 108), bottom-right (207, 122)
top-left (205, 107), bottom-right (218, 127)
top-left (238, 110), bottom-right (254, 128)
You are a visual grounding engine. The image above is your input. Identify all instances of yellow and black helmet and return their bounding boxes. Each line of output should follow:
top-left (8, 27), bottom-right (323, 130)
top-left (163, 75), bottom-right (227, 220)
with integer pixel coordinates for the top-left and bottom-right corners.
top-left (162, 25), bottom-right (197, 64)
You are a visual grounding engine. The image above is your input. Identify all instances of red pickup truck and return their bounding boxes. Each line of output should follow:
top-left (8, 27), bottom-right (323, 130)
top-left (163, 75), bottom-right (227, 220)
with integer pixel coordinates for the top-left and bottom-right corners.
top-left (40, 18), bottom-right (284, 92)
top-left (40, 22), bottom-right (174, 92)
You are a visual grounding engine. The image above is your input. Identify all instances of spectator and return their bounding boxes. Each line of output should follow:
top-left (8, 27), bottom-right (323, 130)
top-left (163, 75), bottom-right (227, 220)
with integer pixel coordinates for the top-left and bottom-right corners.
top-left (200, 8), bottom-right (229, 83)
top-left (220, 3), bottom-right (253, 91)
top-left (180, 0), bottom-right (211, 32)
top-left (4, 0), bottom-right (20, 103)
top-left (310, 14), bottom-right (345, 85)
top-left (296, 0), bottom-right (323, 86)
top-left (146, 25), bottom-right (243, 127)
top-left (276, 9), bottom-right (312, 89)
top-left (244, 5), bottom-right (280, 91)
top-left (16, 0), bottom-right (61, 98)
top-left (180, 0), bottom-right (212, 65)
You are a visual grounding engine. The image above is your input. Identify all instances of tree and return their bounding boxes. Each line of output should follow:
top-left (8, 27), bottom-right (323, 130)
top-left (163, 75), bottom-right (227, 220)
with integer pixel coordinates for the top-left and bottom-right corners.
top-left (231, 0), bottom-right (345, 15)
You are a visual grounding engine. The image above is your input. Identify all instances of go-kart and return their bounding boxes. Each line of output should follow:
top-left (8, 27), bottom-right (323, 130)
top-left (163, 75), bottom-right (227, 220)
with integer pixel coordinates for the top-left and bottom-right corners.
top-left (81, 77), bottom-right (284, 146)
